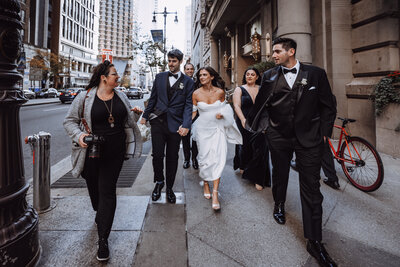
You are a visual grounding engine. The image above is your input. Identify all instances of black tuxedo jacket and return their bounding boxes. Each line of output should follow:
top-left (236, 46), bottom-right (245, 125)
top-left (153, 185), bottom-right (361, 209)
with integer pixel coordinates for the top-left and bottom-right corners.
top-left (247, 63), bottom-right (337, 148)
top-left (143, 72), bottom-right (195, 133)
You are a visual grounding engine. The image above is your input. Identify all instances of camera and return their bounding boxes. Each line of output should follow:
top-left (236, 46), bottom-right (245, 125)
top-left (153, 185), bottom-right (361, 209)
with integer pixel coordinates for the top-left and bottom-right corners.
top-left (83, 135), bottom-right (105, 158)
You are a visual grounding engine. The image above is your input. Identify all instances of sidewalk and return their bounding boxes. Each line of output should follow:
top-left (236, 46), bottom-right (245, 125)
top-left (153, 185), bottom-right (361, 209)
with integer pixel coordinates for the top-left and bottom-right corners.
top-left (31, 144), bottom-right (400, 266)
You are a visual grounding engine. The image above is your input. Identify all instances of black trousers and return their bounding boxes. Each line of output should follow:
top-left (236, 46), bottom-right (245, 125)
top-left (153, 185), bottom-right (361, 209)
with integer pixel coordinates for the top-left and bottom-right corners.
top-left (182, 130), bottom-right (198, 161)
top-left (150, 117), bottom-right (181, 189)
top-left (266, 127), bottom-right (324, 241)
top-left (81, 131), bottom-right (125, 239)
top-left (321, 141), bottom-right (338, 182)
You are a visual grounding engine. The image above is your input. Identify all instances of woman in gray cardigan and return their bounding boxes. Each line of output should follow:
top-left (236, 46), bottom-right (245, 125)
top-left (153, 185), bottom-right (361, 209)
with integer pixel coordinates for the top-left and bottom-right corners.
top-left (63, 60), bottom-right (142, 262)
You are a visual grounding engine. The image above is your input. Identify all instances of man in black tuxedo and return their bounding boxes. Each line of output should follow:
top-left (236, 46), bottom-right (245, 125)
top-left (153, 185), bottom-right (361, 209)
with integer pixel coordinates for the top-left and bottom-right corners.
top-left (247, 38), bottom-right (337, 266)
top-left (141, 49), bottom-right (195, 203)
top-left (182, 62), bottom-right (199, 169)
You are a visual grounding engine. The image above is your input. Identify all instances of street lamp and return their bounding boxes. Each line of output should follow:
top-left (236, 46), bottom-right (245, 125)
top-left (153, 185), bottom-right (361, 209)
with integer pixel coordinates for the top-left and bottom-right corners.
top-left (152, 7), bottom-right (178, 70)
top-left (0, 0), bottom-right (40, 265)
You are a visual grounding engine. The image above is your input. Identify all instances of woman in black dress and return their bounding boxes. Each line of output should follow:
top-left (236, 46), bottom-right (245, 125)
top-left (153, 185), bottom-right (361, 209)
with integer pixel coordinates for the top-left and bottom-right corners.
top-left (233, 67), bottom-right (271, 190)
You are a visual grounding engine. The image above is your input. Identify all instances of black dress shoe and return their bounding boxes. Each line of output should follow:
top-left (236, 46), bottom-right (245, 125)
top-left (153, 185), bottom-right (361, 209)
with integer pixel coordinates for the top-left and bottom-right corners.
top-left (306, 240), bottom-right (337, 267)
top-left (152, 182), bottom-right (164, 201)
top-left (166, 188), bottom-right (176, 203)
top-left (192, 159), bottom-right (199, 169)
top-left (183, 161), bottom-right (190, 169)
top-left (290, 160), bottom-right (298, 172)
top-left (273, 202), bottom-right (286, 224)
top-left (323, 179), bottom-right (340, 190)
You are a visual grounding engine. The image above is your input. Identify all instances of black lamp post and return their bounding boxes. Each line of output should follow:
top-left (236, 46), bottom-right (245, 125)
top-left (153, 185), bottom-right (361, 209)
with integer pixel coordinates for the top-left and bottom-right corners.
top-left (0, 1), bottom-right (41, 265)
top-left (152, 6), bottom-right (178, 70)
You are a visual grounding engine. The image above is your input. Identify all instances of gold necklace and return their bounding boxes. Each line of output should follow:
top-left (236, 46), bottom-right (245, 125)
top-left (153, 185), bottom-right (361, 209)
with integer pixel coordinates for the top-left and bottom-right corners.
top-left (103, 97), bottom-right (114, 128)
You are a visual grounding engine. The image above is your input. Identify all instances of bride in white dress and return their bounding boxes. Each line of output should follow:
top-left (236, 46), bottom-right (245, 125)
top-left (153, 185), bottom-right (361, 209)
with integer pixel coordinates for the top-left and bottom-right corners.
top-left (192, 67), bottom-right (242, 211)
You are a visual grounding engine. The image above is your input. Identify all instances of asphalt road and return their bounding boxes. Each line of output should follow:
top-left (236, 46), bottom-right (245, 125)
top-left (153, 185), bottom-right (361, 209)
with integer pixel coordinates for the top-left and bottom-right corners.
top-left (20, 95), bottom-right (150, 180)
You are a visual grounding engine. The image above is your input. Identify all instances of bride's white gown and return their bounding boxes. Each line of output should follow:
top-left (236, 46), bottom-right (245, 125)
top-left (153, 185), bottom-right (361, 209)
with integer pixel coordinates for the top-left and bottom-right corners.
top-left (192, 100), bottom-right (242, 181)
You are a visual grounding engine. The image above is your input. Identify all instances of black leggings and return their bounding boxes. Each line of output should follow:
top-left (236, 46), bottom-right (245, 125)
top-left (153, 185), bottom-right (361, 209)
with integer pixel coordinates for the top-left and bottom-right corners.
top-left (81, 131), bottom-right (125, 239)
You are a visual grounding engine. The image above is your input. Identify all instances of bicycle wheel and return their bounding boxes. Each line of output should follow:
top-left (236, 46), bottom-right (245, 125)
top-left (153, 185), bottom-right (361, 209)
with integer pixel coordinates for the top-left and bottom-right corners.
top-left (339, 136), bottom-right (384, 192)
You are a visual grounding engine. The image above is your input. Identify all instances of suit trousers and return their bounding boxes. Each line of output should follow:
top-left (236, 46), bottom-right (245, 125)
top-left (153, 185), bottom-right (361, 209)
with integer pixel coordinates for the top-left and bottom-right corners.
top-left (182, 130), bottom-right (198, 161)
top-left (150, 117), bottom-right (181, 188)
top-left (266, 127), bottom-right (324, 241)
top-left (321, 141), bottom-right (338, 181)
top-left (81, 131), bottom-right (125, 240)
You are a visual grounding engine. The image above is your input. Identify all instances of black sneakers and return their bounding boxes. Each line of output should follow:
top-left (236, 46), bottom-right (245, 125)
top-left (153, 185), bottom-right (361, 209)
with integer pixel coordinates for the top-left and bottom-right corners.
top-left (97, 238), bottom-right (110, 261)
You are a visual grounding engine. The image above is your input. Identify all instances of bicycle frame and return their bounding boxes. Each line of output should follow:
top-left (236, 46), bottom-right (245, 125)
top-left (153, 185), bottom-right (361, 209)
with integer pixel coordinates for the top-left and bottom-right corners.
top-left (327, 125), bottom-right (363, 165)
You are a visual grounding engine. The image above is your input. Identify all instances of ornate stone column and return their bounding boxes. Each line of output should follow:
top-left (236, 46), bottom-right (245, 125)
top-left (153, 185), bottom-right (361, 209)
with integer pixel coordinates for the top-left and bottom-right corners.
top-left (0, 0), bottom-right (41, 265)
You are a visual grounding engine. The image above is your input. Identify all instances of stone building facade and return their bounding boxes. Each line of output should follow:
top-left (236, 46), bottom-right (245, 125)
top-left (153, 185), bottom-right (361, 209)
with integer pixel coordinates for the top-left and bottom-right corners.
top-left (191, 0), bottom-right (400, 157)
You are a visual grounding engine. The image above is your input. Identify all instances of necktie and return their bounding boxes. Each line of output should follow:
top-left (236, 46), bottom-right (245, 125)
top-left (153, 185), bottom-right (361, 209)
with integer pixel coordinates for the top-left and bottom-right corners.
top-left (283, 68), bottom-right (297, 74)
top-left (169, 72), bottom-right (178, 79)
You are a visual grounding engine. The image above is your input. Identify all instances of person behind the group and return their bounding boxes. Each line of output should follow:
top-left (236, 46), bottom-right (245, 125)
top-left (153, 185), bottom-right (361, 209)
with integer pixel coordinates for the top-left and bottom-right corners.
top-left (233, 67), bottom-right (271, 190)
top-left (246, 37), bottom-right (337, 266)
top-left (192, 66), bottom-right (242, 211)
top-left (182, 62), bottom-right (199, 170)
top-left (63, 60), bottom-right (142, 262)
top-left (140, 49), bottom-right (195, 204)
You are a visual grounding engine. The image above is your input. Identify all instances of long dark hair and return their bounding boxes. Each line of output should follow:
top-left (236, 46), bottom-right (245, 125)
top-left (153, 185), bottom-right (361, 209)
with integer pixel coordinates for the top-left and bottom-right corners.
top-left (85, 60), bottom-right (114, 90)
top-left (195, 66), bottom-right (225, 89)
top-left (242, 67), bottom-right (261, 85)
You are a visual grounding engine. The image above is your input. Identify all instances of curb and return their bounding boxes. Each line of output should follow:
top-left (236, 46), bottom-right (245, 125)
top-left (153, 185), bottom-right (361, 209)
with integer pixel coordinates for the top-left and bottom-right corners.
top-left (22, 100), bottom-right (61, 107)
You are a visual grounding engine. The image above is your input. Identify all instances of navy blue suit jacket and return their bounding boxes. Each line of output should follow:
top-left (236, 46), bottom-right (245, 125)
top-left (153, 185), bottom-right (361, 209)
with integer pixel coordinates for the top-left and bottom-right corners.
top-left (143, 72), bottom-right (195, 133)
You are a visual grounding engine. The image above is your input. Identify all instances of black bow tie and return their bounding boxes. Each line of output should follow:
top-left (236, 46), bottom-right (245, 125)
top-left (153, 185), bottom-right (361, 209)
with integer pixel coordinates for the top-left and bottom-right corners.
top-left (169, 72), bottom-right (179, 79)
top-left (283, 68), bottom-right (297, 74)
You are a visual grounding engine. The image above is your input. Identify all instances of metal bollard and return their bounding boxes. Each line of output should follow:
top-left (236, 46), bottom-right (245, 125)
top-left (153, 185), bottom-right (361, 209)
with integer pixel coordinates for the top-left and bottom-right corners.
top-left (25, 131), bottom-right (51, 212)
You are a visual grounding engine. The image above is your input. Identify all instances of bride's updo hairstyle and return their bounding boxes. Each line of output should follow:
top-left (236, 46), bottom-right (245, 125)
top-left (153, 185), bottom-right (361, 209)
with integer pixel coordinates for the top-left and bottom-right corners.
top-left (85, 60), bottom-right (114, 90)
top-left (195, 66), bottom-right (225, 90)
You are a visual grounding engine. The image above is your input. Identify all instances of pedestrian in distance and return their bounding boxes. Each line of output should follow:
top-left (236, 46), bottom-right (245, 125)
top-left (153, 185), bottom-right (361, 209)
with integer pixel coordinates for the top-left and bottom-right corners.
top-left (191, 66), bottom-right (242, 211)
top-left (233, 67), bottom-right (271, 190)
top-left (140, 49), bottom-right (195, 204)
top-left (63, 60), bottom-right (143, 262)
top-left (182, 62), bottom-right (199, 170)
top-left (246, 37), bottom-right (338, 266)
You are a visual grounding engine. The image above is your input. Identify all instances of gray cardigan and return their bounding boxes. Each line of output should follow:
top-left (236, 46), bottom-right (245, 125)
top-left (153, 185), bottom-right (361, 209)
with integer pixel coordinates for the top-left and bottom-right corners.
top-left (63, 87), bottom-right (142, 177)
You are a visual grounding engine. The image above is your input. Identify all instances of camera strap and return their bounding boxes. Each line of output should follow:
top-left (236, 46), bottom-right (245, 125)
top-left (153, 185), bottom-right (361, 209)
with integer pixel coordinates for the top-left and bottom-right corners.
top-left (81, 88), bottom-right (92, 134)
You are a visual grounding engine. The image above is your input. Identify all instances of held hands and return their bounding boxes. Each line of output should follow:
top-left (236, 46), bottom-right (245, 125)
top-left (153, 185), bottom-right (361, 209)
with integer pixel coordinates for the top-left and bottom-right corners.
top-left (216, 113), bottom-right (223, 120)
top-left (177, 126), bottom-right (189, 136)
top-left (140, 117), bottom-right (147, 125)
top-left (131, 106), bottom-right (143, 115)
top-left (78, 133), bottom-right (90, 148)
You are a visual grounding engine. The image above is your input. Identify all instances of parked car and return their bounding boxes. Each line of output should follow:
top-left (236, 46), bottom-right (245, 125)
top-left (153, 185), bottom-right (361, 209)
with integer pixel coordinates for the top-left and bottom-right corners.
top-left (59, 88), bottom-right (83, 103)
top-left (127, 87), bottom-right (143, 99)
top-left (115, 86), bottom-right (128, 94)
top-left (23, 89), bottom-right (35, 99)
top-left (39, 88), bottom-right (58, 98)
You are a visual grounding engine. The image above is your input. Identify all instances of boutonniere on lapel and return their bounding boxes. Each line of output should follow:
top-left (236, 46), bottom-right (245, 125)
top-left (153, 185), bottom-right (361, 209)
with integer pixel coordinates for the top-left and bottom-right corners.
top-left (178, 83), bottom-right (184, 90)
top-left (296, 78), bottom-right (308, 87)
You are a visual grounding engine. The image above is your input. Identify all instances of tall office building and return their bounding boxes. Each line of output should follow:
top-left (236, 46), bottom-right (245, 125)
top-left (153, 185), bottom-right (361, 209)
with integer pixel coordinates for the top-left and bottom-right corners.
top-left (184, 5), bottom-right (191, 63)
top-left (98, 0), bottom-right (138, 87)
top-left (59, 0), bottom-right (99, 87)
top-left (19, 0), bottom-right (53, 90)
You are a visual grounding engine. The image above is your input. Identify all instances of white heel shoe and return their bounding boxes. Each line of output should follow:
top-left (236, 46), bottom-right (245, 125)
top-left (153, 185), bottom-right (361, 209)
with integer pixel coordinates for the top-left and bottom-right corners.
top-left (203, 181), bottom-right (211, 199)
top-left (212, 190), bottom-right (220, 212)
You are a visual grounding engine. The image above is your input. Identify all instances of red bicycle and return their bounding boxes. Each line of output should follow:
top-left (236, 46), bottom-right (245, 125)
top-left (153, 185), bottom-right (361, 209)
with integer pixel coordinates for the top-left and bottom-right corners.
top-left (327, 117), bottom-right (384, 192)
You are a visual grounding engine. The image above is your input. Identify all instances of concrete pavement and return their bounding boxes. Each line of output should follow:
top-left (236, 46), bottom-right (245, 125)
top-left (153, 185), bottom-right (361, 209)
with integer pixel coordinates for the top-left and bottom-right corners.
top-left (27, 142), bottom-right (400, 266)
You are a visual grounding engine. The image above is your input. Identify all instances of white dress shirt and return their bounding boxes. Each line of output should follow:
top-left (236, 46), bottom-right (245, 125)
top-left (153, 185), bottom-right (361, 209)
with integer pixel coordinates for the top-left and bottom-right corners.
top-left (169, 71), bottom-right (182, 86)
top-left (282, 60), bottom-right (300, 89)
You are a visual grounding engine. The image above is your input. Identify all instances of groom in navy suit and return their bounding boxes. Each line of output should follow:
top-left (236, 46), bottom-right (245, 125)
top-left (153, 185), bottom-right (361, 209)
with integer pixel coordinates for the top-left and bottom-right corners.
top-left (141, 49), bottom-right (195, 203)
